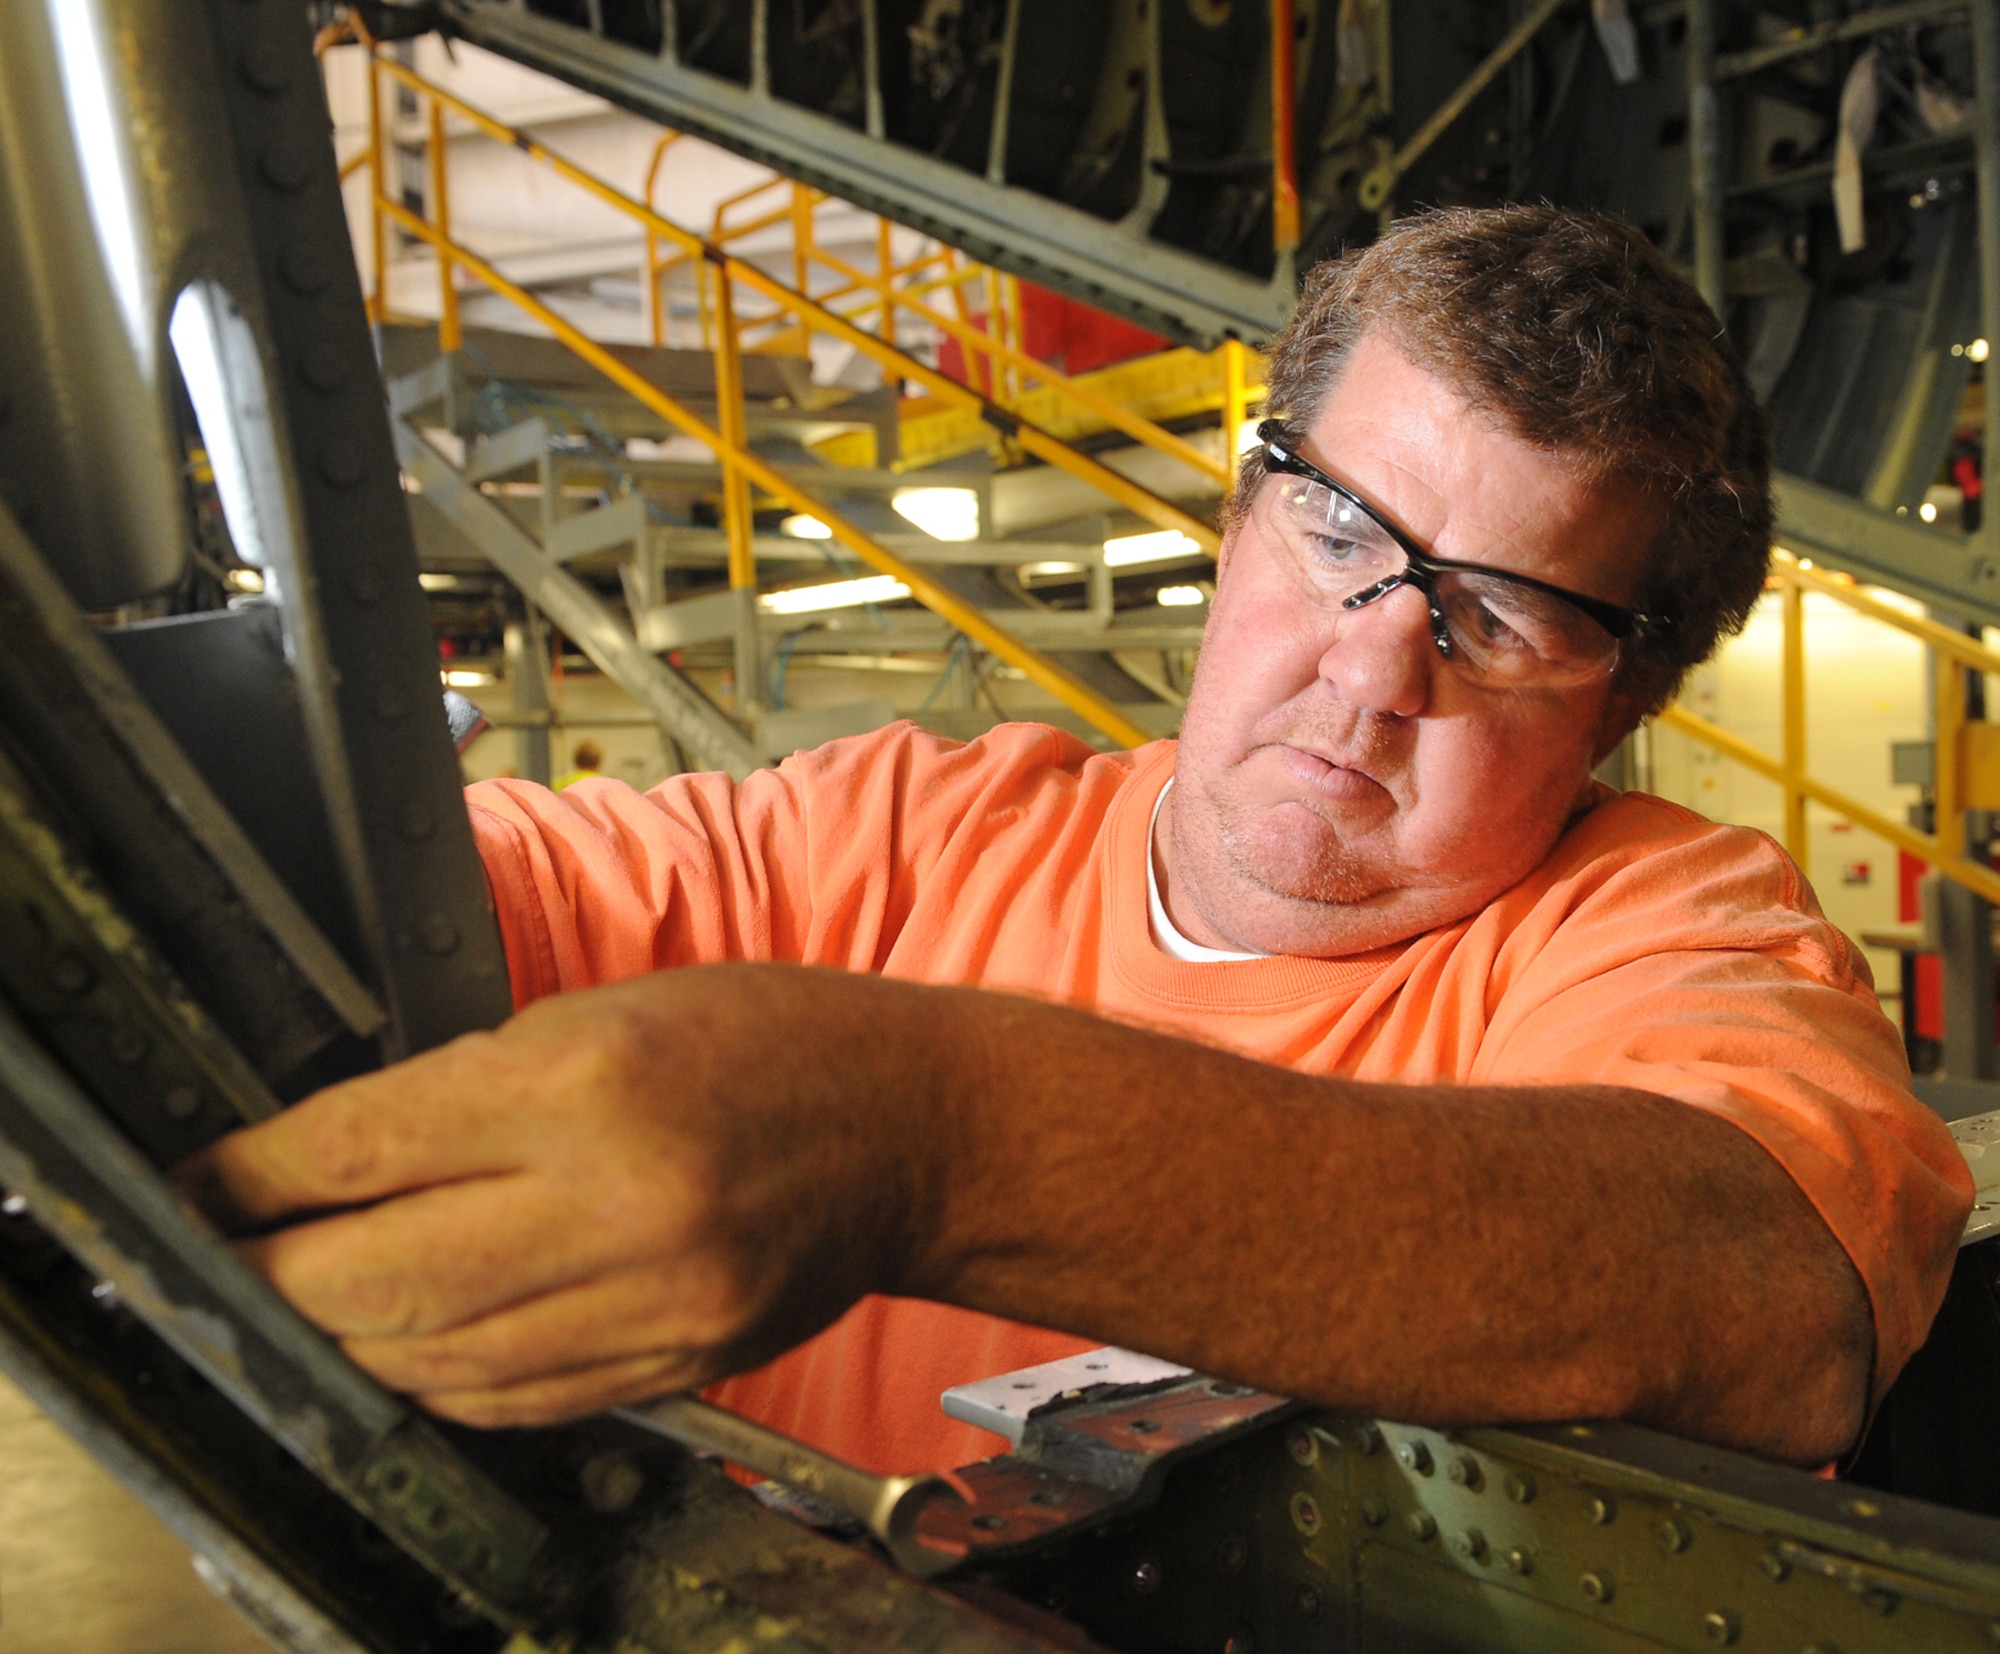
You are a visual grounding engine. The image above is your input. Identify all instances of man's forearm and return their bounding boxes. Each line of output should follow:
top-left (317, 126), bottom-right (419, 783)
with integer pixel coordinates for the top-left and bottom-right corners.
top-left (905, 984), bottom-right (1873, 1467)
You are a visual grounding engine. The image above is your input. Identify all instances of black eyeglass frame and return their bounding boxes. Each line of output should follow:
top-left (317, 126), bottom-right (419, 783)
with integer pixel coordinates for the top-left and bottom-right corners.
top-left (1253, 421), bottom-right (1672, 655)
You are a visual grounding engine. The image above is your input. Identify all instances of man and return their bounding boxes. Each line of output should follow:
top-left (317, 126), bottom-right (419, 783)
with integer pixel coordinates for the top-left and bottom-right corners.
top-left (181, 207), bottom-right (1971, 1478)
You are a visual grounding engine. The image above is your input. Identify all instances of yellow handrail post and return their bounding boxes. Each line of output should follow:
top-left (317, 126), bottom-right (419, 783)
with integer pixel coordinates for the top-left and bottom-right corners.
top-left (790, 182), bottom-right (814, 361)
top-left (711, 261), bottom-right (761, 721)
top-left (427, 98), bottom-right (461, 355)
top-left (1223, 338), bottom-right (1250, 488)
top-left (644, 132), bottom-right (681, 346)
top-left (367, 50), bottom-right (387, 324)
top-left (1780, 577), bottom-right (1806, 869)
top-left (876, 216), bottom-right (895, 341)
top-left (1938, 651), bottom-right (1967, 865)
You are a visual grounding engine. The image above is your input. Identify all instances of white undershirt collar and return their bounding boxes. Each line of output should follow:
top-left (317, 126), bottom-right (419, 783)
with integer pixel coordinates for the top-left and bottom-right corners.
top-left (1147, 779), bottom-right (1266, 962)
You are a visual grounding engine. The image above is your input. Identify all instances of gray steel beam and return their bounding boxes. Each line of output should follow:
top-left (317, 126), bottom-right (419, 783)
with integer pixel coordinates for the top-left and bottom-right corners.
top-left (1773, 471), bottom-right (2000, 627)
top-left (439, 3), bottom-right (1293, 348)
top-left (396, 421), bottom-right (761, 779)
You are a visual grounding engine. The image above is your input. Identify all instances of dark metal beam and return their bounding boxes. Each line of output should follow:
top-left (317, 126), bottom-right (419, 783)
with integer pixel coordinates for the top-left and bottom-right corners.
top-left (438, 3), bottom-right (1293, 348)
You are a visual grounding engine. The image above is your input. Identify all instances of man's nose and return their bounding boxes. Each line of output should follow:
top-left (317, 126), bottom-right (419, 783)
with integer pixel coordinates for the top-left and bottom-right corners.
top-left (1317, 582), bottom-right (1437, 717)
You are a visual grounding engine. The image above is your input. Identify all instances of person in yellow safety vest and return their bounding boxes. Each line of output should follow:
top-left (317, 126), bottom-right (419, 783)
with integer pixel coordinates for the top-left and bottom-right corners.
top-left (554, 739), bottom-right (604, 791)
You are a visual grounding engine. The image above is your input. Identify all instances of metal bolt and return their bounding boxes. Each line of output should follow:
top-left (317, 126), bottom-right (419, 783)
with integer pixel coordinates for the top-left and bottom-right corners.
top-left (418, 917), bottom-right (460, 957)
top-left (1395, 1439), bottom-right (1433, 1475)
top-left (1289, 1492), bottom-right (1321, 1537)
top-left (108, 1027), bottom-right (148, 1065)
top-left (1759, 1551), bottom-right (1789, 1583)
top-left (1446, 1454), bottom-right (1481, 1490)
top-left (1131, 1561), bottom-right (1162, 1595)
top-left (1701, 1609), bottom-right (1739, 1645)
top-left (1286, 1427), bottom-right (1317, 1466)
top-left (259, 138), bottom-right (312, 192)
top-left (241, 39), bottom-right (292, 92)
top-left (1349, 1424), bottom-right (1382, 1455)
top-left (1028, 1487), bottom-right (1066, 1507)
top-left (1214, 1535), bottom-right (1247, 1577)
top-left (1656, 1517), bottom-right (1691, 1555)
top-left (1358, 1496), bottom-right (1388, 1527)
top-left (1588, 1494), bottom-right (1616, 1525)
top-left (163, 1086), bottom-right (201, 1121)
top-left (50, 954), bottom-right (95, 996)
top-left (319, 437), bottom-right (364, 489)
top-left (382, 1466), bottom-right (413, 1495)
top-left (1503, 1548), bottom-right (1532, 1576)
top-left (1860, 1587), bottom-right (1898, 1616)
top-left (301, 338), bottom-right (352, 395)
top-left (1504, 1472), bottom-right (1536, 1504)
top-left (425, 1503), bottom-right (452, 1532)
top-left (1450, 1528), bottom-right (1487, 1563)
top-left (90, 1279), bottom-right (119, 1307)
top-left (282, 245), bottom-right (333, 294)
top-left (1406, 1510), bottom-right (1437, 1542)
top-left (1579, 1572), bottom-right (1614, 1604)
top-left (1294, 1584), bottom-right (1324, 1621)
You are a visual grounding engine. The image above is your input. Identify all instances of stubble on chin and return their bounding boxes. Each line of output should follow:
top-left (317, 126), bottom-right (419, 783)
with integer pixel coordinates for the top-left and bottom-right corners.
top-left (1213, 793), bottom-right (1390, 907)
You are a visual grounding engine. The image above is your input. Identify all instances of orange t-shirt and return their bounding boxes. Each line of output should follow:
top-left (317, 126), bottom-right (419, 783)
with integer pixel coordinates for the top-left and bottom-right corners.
top-left (467, 721), bottom-right (1972, 1474)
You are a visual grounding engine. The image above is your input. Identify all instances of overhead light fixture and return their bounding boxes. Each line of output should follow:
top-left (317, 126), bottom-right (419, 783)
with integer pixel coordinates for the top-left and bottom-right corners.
top-left (1920, 501), bottom-right (1939, 523)
top-left (1972, 338), bottom-right (1992, 364)
top-left (418, 571), bottom-right (461, 590)
top-left (1020, 560), bottom-right (1086, 580)
top-left (223, 567), bottom-right (264, 593)
top-left (1105, 529), bottom-right (1202, 567)
top-left (1157, 584), bottom-right (1207, 607)
top-left (760, 574), bottom-right (911, 615)
top-left (892, 487), bottom-right (980, 541)
top-left (442, 668), bottom-right (494, 688)
top-left (781, 513), bottom-right (834, 539)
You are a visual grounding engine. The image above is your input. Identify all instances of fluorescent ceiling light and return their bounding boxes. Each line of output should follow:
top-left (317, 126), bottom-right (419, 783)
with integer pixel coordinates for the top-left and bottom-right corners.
top-left (760, 575), bottom-right (911, 615)
top-left (1920, 501), bottom-right (1939, 523)
top-left (442, 668), bottom-right (494, 687)
top-left (892, 487), bottom-right (979, 541)
top-left (418, 572), bottom-right (461, 590)
top-left (1105, 530), bottom-right (1202, 568)
top-left (1020, 560), bottom-right (1086, 580)
top-left (1157, 584), bottom-right (1206, 607)
top-left (1971, 338), bottom-right (1992, 364)
top-left (781, 513), bottom-right (833, 538)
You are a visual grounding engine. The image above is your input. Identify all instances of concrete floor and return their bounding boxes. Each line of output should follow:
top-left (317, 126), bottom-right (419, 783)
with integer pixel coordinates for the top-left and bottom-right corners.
top-left (0, 1373), bottom-right (271, 1653)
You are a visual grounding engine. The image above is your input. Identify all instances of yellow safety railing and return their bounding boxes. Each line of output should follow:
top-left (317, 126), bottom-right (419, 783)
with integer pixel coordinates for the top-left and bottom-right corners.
top-left (359, 50), bottom-right (1167, 748)
top-left (1658, 548), bottom-right (2000, 906)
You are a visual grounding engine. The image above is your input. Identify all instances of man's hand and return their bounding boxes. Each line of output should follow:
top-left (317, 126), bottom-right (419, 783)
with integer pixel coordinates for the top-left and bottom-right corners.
top-left (175, 965), bottom-right (948, 1427)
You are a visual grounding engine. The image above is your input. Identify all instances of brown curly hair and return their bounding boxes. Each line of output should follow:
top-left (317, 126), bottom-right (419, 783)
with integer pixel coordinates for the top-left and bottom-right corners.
top-left (1233, 205), bottom-right (1772, 718)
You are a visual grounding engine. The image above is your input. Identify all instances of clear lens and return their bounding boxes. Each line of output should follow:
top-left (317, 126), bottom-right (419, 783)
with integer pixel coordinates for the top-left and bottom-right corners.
top-left (1262, 474), bottom-right (1403, 601)
top-left (1257, 473), bottom-right (1619, 687)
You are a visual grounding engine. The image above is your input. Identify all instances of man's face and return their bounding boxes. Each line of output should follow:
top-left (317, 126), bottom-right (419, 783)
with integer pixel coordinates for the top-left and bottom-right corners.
top-left (1161, 331), bottom-right (1662, 958)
